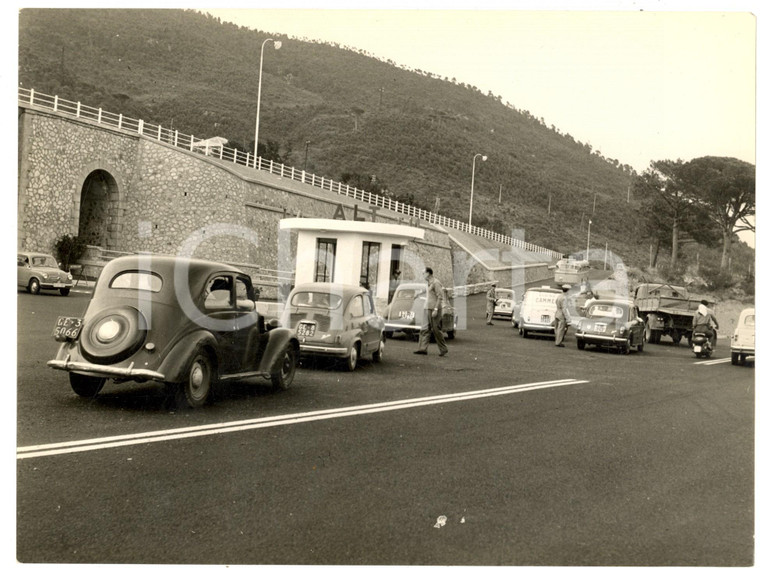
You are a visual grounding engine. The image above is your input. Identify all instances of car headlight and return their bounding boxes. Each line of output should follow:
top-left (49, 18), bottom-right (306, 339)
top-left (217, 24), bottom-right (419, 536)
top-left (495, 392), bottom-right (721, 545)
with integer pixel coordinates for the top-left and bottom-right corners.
top-left (40, 271), bottom-right (49, 279)
top-left (619, 326), bottom-right (626, 334)
top-left (66, 272), bottom-right (73, 281)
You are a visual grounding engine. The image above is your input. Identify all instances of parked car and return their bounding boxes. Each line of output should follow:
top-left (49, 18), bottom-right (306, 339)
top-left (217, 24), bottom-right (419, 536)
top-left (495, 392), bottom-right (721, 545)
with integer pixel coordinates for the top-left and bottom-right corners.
top-left (47, 255), bottom-right (300, 407)
top-left (575, 298), bottom-right (645, 354)
top-left (18, 251), bottom-right (73, 296)
top-left (516, 285), bottom-right (562, 338)
top-left (383, 282), bottom-right (458, 340)
top-left (279, 282), bottom-right (385, 371)
top-left (492, 288), bottom-right (515, 320)
top-left (730, 307), bottom-right (754, 366)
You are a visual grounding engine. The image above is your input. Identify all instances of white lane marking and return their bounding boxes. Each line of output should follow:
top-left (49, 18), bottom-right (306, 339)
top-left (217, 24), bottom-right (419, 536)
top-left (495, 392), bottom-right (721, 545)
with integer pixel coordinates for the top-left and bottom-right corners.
top-left (18, 379), bottom-right (586, 460)
top-left (694, 357), bottom-right (732, 366)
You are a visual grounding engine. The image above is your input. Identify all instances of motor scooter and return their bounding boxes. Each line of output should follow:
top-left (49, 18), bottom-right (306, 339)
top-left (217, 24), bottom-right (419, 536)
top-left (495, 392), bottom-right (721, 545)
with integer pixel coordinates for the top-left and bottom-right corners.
top-left (692, 330), bottom-right (713, 358)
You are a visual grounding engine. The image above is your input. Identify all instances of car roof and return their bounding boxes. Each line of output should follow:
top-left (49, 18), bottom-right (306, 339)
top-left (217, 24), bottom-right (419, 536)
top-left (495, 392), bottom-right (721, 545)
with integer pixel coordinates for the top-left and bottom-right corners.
top-left (291, 282), bottom-right (370, 296)
top-left (526, 286), bottom-right (561, 293)
top-left (18, 251), bottom-right (54, 257)
top-left (588, 298), bottom-right (635, 307)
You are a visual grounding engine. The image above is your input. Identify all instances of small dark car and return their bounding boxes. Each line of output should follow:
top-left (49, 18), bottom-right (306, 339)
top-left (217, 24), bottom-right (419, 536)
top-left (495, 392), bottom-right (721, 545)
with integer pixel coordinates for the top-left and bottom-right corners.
top-left (279, 282), bottom-right (385, 371)
top-left (575, 299), bottom-right (645, 354)
top-left (18, 251), bottom-right (73, 296)
top-left (383, 282), bottom-right (458, 339)
top-left (47, 255), bottom-right (300, 407)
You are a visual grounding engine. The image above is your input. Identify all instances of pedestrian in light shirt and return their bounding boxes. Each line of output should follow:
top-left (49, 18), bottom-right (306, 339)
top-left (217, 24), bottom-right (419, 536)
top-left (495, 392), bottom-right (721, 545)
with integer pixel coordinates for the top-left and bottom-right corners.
top-left (413, 267), bottom-right (448, 357)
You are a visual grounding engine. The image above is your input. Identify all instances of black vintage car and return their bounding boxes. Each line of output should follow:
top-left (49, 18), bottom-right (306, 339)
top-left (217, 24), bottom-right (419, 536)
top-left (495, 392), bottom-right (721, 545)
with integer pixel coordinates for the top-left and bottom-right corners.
top-left (47, 255), bottom-right (300, 407)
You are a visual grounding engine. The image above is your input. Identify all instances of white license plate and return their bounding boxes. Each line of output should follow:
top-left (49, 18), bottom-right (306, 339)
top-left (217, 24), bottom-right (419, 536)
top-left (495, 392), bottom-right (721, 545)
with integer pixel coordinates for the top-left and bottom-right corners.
top-left (594, 323), bottom-right (607, 332)
top-left (694, 345), bottom-right (702, 352)
top-left (296, 322), bottom-right (315, 337)
top-left (541, 314), bottom-right (551, 323)
top-left (399, 311), bottom-right (415, 319)
top-left (53, 283), bottom-right (66, 288)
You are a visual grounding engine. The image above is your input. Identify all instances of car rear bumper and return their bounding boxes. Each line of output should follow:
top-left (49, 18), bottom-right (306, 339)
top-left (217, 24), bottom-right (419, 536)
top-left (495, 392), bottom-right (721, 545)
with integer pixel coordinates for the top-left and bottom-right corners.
top-left (384, 322), bottom-right (421, 333)
top-left (730, 346), bottom-right (754, 356)
top-left (299, 344), bottom-right (350, 356)
top-left (522, 323), bottom-right (555, 333)
top-left (47, 355), bottom-right (165, 381)
top-left (575, 332), bottom-right (628, 344)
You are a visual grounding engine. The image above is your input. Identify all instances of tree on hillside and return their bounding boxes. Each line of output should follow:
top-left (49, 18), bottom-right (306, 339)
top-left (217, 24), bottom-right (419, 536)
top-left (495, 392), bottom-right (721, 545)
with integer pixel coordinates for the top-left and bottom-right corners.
top-left (680, 156), bottom-right (755, 272)
top-left (634, 159), bottom-right (713, 267)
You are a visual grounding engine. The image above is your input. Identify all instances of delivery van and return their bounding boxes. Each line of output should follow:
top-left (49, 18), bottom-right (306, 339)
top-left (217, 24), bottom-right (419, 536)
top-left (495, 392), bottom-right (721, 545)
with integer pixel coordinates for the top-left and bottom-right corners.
top-left (517, 285), bottom-right (562, 338)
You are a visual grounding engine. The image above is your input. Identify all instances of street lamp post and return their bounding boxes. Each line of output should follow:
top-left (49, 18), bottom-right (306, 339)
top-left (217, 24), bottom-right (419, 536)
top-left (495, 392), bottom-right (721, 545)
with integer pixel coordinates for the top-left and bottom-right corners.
top-left (586, 219), bottom-right (592, 260)
top-left (253, 38), bottom-right (282, 167)
top-left (304, 140), bottom-right (310, 170)
top-left (468, 153), bottom-right (487, 226)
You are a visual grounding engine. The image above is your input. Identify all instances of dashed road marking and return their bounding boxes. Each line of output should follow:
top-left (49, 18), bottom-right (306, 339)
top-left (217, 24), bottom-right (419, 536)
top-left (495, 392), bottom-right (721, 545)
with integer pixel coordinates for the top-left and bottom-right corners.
top-left (18, 379), bottom-right (587, 460)
top-left (694, 357), bottom-right (732, 366)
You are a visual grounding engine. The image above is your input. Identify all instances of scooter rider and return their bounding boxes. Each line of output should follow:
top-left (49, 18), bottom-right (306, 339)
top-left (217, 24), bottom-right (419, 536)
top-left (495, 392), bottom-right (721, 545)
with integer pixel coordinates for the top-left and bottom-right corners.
top-left (692, 300), bottom-right (719, 347)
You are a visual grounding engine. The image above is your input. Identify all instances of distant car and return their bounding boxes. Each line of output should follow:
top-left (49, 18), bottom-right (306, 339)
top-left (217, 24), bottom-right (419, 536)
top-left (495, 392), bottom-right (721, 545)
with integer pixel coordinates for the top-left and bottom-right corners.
top-left (18, 251), bottom-right (73, 296)
top-left (575, 298), bottom-right (645, 354)
top-left (516, 286), bottom-right (562, 338)
top-left (383, 282), bottom-right (458, 340)
top-left (47, 255), bottom-right (300, 407)
top-left (280, 283), bottom-right (385, 371)
top-left (493, 288), bottom-right (515, 320)
top-left (730, 308), bottom-right (755, 366)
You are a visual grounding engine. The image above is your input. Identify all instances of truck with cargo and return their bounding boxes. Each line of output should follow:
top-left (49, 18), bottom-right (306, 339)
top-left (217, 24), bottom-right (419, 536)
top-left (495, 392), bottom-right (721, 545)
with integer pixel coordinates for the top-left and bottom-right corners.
top-left (633, 283), bottom-right (711, 345)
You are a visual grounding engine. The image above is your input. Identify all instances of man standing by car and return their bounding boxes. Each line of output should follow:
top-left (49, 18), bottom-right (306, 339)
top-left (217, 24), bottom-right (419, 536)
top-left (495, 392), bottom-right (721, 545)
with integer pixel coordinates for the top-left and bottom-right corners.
top-left (555, 284), bottom-right (571, 347)
top-left (414, 267), bottom-right (448, 357)
top-left (486, 283), bottom-right (497, 325)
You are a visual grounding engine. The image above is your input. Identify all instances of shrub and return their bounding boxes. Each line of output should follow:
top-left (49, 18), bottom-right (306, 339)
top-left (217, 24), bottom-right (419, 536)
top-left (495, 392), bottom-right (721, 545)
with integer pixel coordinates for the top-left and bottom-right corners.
top-left (53, 234), bottom-right (88, 271)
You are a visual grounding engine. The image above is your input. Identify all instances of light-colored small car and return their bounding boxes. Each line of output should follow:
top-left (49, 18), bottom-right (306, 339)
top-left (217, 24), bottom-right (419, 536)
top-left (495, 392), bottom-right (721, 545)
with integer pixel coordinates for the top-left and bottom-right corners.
top-left (730, 308), bottom-right (754, 366)
top-left (280, 283), bottom-right (385, 371)
top-left (383, 282), bottom-right (458, 340)
top-left (575, 299), bottom-right (645, 354)
top-left (18, 252), bottom-right (73, 296)
top-left (493, 288), bottom-right (515, 320)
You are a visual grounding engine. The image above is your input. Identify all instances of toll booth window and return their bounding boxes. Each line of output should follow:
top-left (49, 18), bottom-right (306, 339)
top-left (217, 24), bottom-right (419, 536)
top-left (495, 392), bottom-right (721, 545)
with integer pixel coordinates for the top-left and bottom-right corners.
top-left (315, 239), bottom-right (337, 283)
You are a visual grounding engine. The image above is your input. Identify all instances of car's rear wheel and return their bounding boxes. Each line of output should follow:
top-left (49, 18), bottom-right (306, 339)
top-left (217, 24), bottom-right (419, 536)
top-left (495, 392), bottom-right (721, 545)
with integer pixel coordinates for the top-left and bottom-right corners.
top-left (519, 324), bottom-right (530, 339)
top-left (372, 339), bottom-right (385, 363)
top-left (577, 339), bottom-right (585, 350)
top-left (176, 348), bottom-right (214, 408)
top-left (60, 288), bottom-right (70, 296)
top-left (447, 329), bottom-right (456, 340)
top-left (28, 278), bottom-right (40, 295)
top-left (637, 338), bottom-right (644, 352)
top-left (344, 342), bottom-right (359, 372)
top-left (271, 342), bottom-right (297, 390)
top-left (731, 352), bottom-right (739, 365)
top-left (69, 372), bottom-right (106, 398)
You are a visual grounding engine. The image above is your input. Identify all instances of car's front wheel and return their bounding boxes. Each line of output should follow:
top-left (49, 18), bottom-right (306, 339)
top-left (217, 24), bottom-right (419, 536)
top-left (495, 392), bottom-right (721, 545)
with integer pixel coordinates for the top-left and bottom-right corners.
top-left (271, 342), bottom-right (297, 390)
top-left (60, 288), bottom-right (70, 296)
top-left (344, 342), bottom-right (360, 371)
top-left (577, 339), bottom-right (585, 350)
top-left (69, 372), bottom-right (106, 398)
top-left (447, 329), bottom-right (456, 340)
top-left (28, 278), bottom-right (40, 295)
top-left (176, 348), bottom-right (215, 408)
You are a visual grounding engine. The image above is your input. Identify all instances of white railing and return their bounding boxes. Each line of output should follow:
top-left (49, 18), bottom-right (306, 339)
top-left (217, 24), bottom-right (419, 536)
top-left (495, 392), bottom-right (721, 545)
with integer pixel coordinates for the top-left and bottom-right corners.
top-left (19, 87), bottom-right (562, 259)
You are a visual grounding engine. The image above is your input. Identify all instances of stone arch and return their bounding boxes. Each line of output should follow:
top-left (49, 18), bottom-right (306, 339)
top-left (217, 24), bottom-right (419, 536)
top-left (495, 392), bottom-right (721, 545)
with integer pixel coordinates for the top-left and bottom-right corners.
top-left (76, 168), bottom-right (123, 250)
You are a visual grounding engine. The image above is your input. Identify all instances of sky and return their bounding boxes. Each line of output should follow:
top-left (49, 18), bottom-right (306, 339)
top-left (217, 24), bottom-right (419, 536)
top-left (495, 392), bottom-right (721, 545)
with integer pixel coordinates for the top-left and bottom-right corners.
top-left (200, 1), bottom-right (756, 176)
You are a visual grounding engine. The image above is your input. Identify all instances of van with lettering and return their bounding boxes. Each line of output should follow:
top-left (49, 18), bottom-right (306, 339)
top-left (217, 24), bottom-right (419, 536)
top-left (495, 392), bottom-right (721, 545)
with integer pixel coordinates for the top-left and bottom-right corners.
top-left (516, 285), bottom-right (562, 338)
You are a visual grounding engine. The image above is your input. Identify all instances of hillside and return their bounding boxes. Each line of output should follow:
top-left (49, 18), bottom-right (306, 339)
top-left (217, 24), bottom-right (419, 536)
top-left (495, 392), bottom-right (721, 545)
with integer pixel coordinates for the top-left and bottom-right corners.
top-left (19, 8), bottom-right (649, 264)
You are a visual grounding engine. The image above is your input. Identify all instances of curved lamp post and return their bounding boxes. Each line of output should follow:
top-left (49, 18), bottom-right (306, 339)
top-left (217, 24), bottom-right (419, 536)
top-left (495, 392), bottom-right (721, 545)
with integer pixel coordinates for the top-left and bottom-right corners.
top-left (468, 153), bottom-right (488, 226)
top-left (253, 38), bottom-right (282, 167)
top-left (586, 219), bottom-right (592, 260)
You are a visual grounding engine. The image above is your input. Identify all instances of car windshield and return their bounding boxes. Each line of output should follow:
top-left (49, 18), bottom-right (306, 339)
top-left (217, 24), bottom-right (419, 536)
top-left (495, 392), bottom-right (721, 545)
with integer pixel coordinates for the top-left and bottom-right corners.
top-left (31, 255), bottom-right (58, 268)
top-left (110, 271), bottom-right (163, 292)
top-left (290, 291), bottom-right (342, 310)
top-left (496, 291), bottom-right (513, 300)
top-left (587, 304), bottom-right (625, 319)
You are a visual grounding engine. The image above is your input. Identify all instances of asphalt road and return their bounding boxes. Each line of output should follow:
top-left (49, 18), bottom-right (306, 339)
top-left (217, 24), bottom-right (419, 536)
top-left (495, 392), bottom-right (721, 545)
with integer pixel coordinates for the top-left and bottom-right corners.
top-left (16, 286), bottom-right (754, 565)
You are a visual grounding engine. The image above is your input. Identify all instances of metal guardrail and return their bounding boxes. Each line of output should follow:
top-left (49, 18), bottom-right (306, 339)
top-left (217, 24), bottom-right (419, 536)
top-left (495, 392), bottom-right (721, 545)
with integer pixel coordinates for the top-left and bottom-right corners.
top-left (19, 87), bottom-right (562, 259)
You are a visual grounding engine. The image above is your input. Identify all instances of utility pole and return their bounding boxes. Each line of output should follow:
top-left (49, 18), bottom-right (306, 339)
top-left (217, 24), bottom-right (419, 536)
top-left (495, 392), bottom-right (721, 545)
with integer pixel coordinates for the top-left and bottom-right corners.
top-left (498, 184), bottom-right (502, 204)
top-left (548, 193), bottom-right (551, 215)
